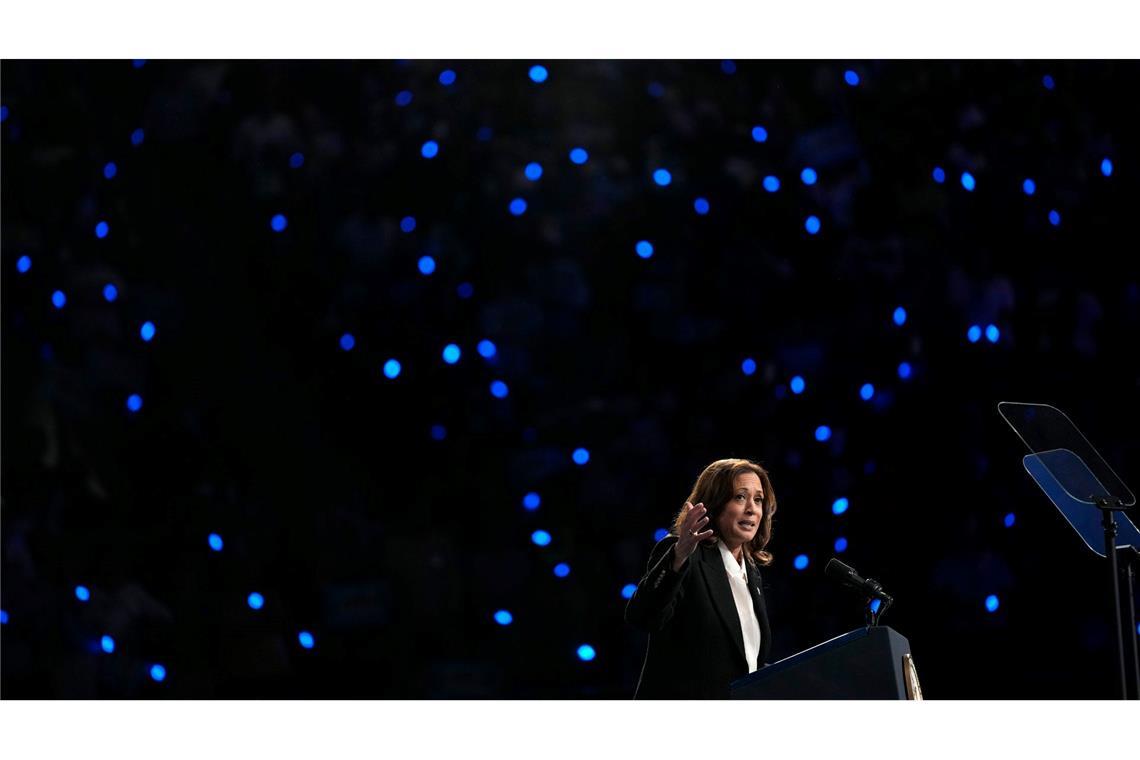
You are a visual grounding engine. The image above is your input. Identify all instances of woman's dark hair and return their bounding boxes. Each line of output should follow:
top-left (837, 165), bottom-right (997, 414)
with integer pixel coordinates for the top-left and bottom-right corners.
top-left (671, 458), bottom-right (778, 566)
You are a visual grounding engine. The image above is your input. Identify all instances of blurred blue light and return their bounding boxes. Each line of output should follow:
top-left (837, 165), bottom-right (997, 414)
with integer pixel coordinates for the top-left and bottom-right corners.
top-left (509, 198), bottom-right (528, 216)
top-left (383, 359), bottom-right (402, 379)
top-left (101, 635), bottom-right (115, 653)
top-left (577, 644), bottom-right (597, 661)
top-left (17, 255), bottom-right (32, 274)
top-left (569, 147), bottom-right (589, 165)
top-left (654, 528), bottom-right (669, 542)
top-left (140, 321), bottom-right (156, 342)
top-left (53, 290), bottom-right (68, 309)
top-left (793, 554), bottom-right (809, 571)
top-left (524, 162), bottom-right (543, 181)
top-left (893, 306), bottom-right (907, 326)
top-left (531, 530), bottom-right (552, 547)
top-left (1042, 74), bottom-right (1055, 90)
top-left (1100, 158), bottom-right (1113, 177)
top-left (523, 492), bottom-right (541, 511)
top-left (572, 448), bottom-right (590, 465)
top-left (430, 424), bottom-right (447, 441)
top-left (340, 333), bottom-right (355, 351)
top-left (0, 610), bottom-right (7, 624)
top-left (622, 584), bottom-right (637, 600)
top-left (635, 240), bottom-right (654, 259)
top-left (439, 69), bottom-right (457, 86)
top-left (131, 128), bottom-right (145, 146)
top-left (442, 343), bottom-right (461, 364)
top-left (860, 383), bottom-right (875, 401)
top-left (814, 425), bottom-right (832, 442)
top-left (647, 81), bottom-right (665, 98)
top-left (1048, 209), bottom-right (1061, 226)
top-left (801, 167), bottom-right (818, 185)
top-left (986, 324), bottom-right (1000, 343)
top-left (270, 214), bottom-right (288, 232)
top-left (103, 283), bottom-right (118, 302)
top-left (247, 592), bottom-right (265, 610)
top-left (150, 664), bottom-right (167, 682)
top-left (494, 610), bottom-right (513, 626)
top-left (961, 172), bottom-right (976, 191)
top-left (653, 169), bottom-right (672, 186)
top-left (805, 216), bottom-right (821, 235)
top-left (932, 166), bottom-right (946, 184)
top-left (832, 497), bottom-right (849, 515)
top-left (985, 594), bottom-right (1000, 613)
top-left (720, 60), bottom-right (736, 75)
top-left (95, 221), bottom-right (110, 239)
top-left (132, 60), bottom-right (146, 68)
top-left (476, 339), bottom-right (497, 359)
top-left (103, 162), bottom-right (118, 179)
top-left (457, 282), bottom-right (474, 299)
top-left (751, 126), bottom-right (768, 143)
top-left (693, 197), bottom-right (710, 215)
top-left (395, 90), bottom-right (413, 107)
top-left (0, 106), bottom-right (7, 122)
top-left (400, 216), bottom-right (416, 233)
top-left (553, 563), bottom-right (571, 578)
top-left (490, 380), bottom-right (509, 398)
top-left (967, 325), bottom-right (982, 343)
top-left (897, 361), bottom-right (913, 380)
top-left (790, 376), bottom-right (806, 394)
top-left (289, 152), bottom-right (304, 169)
top-left (870, 598), bottom-right (882, 614)
top-left (75, 586), bottom-right (91, 602)
top-left (126, 394), bottom-right (143, 413)
top-left (741, 358), bottom-right (757, 376)
top-left (834, 537), bottom-right (848, 553)
top-left (762, 176), bottom-right (780, 193)
top-left (1004, 512), bottom-right (1016, 528)
top-left (421, 140), bottom-right (439, 159)
top-left (529, 65), bottom-right (548, 83)
top-left (298, 631), bottom-right (315, 649)
top-left (844, 70), bottom-right (860, 86)
top-left (418, 255), bottom-right (436, 275)
top-left (1022, 178), bottom-right (1036, 195)
top-left (208, 533), bottom-right (224, 551)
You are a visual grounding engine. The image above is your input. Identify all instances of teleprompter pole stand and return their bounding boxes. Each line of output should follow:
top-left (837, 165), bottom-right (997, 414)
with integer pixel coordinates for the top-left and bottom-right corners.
top-left (1095, 496), bottom-right (1129, 700)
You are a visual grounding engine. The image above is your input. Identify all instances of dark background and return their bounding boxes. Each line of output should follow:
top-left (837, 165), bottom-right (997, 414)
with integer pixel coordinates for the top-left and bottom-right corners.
top-left (2, 59), bottom-right (1137, 698)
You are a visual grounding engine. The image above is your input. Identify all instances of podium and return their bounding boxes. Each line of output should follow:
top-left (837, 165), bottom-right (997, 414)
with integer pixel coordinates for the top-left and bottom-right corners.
top-left (730, 626), bottom-right (918, 699)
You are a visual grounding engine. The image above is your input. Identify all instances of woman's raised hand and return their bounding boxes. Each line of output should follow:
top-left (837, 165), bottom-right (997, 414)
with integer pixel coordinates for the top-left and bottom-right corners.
top-left (672, 501), bottom-right (713, 571)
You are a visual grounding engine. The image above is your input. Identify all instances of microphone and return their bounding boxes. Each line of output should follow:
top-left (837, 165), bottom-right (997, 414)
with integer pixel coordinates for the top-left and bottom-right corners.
top-left (825, 558), bottom-right (894, 604)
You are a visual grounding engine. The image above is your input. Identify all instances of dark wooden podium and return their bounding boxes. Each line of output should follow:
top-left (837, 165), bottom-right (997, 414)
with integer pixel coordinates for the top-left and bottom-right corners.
top-left (730, 626), bottom-right (919, 699)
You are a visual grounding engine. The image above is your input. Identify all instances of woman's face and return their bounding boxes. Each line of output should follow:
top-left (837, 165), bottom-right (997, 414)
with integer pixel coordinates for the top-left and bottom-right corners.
top-left (715, 472), bottom-right (764, 546)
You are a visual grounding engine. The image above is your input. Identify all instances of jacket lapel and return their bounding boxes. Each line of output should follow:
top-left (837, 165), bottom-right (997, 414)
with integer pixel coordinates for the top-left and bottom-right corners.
top-left (698, 543), bottom-right (747, 668)
top-left (746, 561), bottom-right (771, 667)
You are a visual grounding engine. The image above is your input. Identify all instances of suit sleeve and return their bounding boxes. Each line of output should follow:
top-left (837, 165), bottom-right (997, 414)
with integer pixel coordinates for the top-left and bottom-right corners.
top-left (624, 535), bottom-right (692, 633)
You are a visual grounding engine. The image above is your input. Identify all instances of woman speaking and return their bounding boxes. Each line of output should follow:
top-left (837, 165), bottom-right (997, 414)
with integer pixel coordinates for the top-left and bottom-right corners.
top-left (625, 458), bottom-right (778, 699)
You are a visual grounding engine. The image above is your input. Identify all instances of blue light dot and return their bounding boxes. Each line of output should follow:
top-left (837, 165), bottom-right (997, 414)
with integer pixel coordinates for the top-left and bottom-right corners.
top-left (577, 644), bottom-right (597, 661)
top-left (693, 197), bottom-right (710, 215)
top-left (647, 81), bottom-right (665, 98)
top-left (790, 376), bottom-right (806, 395)
top-left (569, 148), bottom-right (588, 165)
top-left (523, 492), bottom-right (541, 511)
top-left (531, 530), bottom-right (552, 547)
top-left (0, 610), bottom-right (7, 625)
top-left (893, 306), bottom-right (907, 326)
top-left (524, 162), bottom-right (543, 181)
top-left (720, 60), bottom-right (736, 75)
top-left (289, 152), bottom-right (304, 169)
top-left (477, 339), bottom-right (497, 359)
top-left (494, 610), bottom-right (513, 626)
top-left (383, 359), bottom-right (402, 379)
top-left (741, 358), bottom-right (757, 376)
top-left (430, 424), bottom-right (447, 441)
top-left (103, 162), bottom-right (118, 180)
top-left (1022, 178), bottom-right (1036, 196)
top-left (751, 126), bottom-right (768, 143)
top-left (832, 497), bottom-right (849, 515)
top-left (442, 343), bottom-right (461, 364)
top-left (622, 584), bottom-right (637, 600)
top-left (553, 563), bottom-right (571, 578)
top-left (140, 321), bottom-right (156, 342)
top-left (762, 175), bottom-right (781, 193)
top-left (932, 166), bottom-right (946, 184)
top-left (815, 425), bottom-right (832, 442)
top-left (844, 70), bottom-right (860, 86)
top-left (208, 533), bottom-right (224, 551)
top-left (985, 594), bottom-right (1000, 613)
top-left (270, 214), bottom-right (288, 232)
top-left (51, 290), bottom-right (67, 309)
top-left (834, 537), bottom-right (848, 553)
top-left (897, 361), bottom-right (912, 380)
top-left (95, 221), bottom-right (110, 239)
top-left (130, 128), bottom-right (145, 146)
top-left (439, 69), bottom-right (457, 86)
top-left (860, 383), bottom-right (875, 401)
top-left (509, 197), bottom-right (528, 216)
top-left (1042, 74), bottom-right (1055, 90)
top-left (870, 598), bottom-right (882, 614)
top-left (103, 283), bottom-right (118, 302)
top-left (490, 380), bottom-right (509, 398)
top-left (985, 324), bottom-right (1000, 343)
top-left (339, 333), bottom-right (355, 351)
top-left (298, 631), bottom-right (315, 649)
top-left (572, 448), bottom-right (590, 465)
top-left (0, 106), bottom-right (7, 122)
top-left (247, 592), bottom-right (265, 610)
top-left (1048, 209), bottom-right (1061, 226)
top-left (654, 528), bottom-right (669, 542)
top-left (150, 664), bottom-right (167, 682)
top-left (653, 169), bottom-right (672, 186)
top-left (457, 282), bottom-right (474, 299)
top-left (1100, 158), bottom-right (1113, 177)
top-left (529, 65), bottom-right (548, 83)
top-left (805, 215), bottom-right (821, 235)
top-left (961, 172), bottom-right (976, 191)
top-left (635, 240), bottom-right (654, 259)
top-left (126, 394), bottom-right (143, 413)
top-left (101, 635), bottom-right (115, 653)
top-left (801, 167), bottom-right (818, 185)
top-left (793, 554), bottom-right (809, 571)
top-left (418, 255), bottom-right (436, 275)
top-left (400, 216), bottom-right (416, 233)
top-left (421, 140), bottom-right (439, 159)
top-left (17, 255), bottom-right (32, 274)
top-left (1004, 512), bottom-right (1016, 528)
top-left (132, 60), bottom-right (146, 69)
top-left (967, 325), bottom-right (982, 343)
top-left (395, 90), bottom-right (413, 107)
top-left (75, 586), bottom-right (91, 602)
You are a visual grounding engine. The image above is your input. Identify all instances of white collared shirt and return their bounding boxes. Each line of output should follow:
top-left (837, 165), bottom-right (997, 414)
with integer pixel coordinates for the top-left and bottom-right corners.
top-left (717, 539), bottom-right (762, 673)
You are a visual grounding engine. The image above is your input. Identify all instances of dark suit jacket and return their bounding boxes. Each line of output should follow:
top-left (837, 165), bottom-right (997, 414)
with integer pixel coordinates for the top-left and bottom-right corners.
top-left (625, 535), bottom-right (772, 699)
